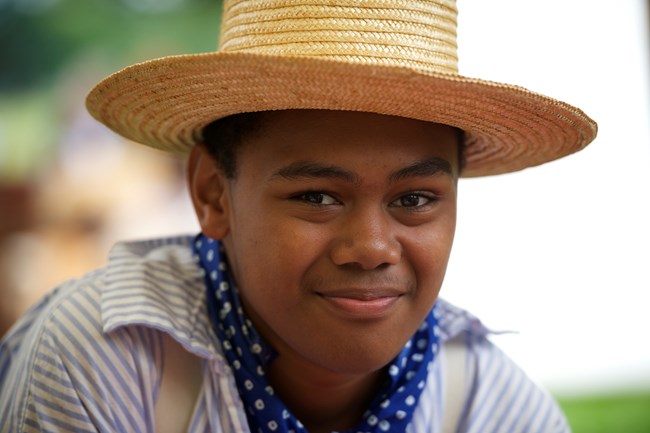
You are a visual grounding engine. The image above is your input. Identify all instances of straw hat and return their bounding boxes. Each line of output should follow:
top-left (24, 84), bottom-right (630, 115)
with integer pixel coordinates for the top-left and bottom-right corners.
top-left (86, 0), bottom-right (597, 177)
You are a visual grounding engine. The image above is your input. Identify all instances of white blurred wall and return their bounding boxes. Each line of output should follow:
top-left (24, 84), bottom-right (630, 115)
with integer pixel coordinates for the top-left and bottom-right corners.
top-left (443, 0), bottom-right (650, 395)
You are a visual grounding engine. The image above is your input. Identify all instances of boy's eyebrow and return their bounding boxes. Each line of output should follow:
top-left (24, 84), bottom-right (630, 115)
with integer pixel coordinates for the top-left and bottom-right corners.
top-left (271, 162), bottom-right (361, 184)
top-left (270, 157), bottom-right (453, 184)
top-left (388, 157), bottom-right (454, 182)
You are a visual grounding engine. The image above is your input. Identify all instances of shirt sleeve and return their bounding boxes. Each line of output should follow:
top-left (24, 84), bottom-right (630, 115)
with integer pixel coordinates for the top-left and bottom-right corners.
top-left (461, 334), bottom-right (570, 433)
top-left (0, 280), bottom-right (164, 433)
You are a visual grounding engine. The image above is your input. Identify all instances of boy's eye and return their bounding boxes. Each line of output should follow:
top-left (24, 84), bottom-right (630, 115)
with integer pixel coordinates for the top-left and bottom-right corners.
top-left (390, 193), bottom-right (436, 208)
top-left (294, 192), bottom-right (339, 205)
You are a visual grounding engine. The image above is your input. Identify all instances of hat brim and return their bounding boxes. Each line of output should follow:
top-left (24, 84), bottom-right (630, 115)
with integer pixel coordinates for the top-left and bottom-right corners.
top-left (86, 51), bottom-right (597, 177)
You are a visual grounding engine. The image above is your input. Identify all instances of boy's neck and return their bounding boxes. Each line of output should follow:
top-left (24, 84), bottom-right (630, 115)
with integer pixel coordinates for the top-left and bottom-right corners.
top-left (267, 355), bottom-right (386, 433)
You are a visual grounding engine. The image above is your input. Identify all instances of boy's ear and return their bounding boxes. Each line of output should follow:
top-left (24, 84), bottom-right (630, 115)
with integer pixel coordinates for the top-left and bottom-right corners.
top-left (187, 144), bottom-right (231, 240)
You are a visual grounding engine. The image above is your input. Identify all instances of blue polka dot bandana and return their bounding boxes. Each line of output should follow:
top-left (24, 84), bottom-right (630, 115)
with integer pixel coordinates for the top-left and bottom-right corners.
top-left (194, 233), bottom-right (441, 433)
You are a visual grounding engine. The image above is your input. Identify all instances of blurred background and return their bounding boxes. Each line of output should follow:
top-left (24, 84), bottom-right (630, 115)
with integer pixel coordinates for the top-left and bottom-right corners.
top-left (0, 0), bottom-right (648, 431)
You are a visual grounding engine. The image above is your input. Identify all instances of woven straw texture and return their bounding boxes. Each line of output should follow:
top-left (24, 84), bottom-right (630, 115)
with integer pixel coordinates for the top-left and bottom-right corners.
top-left (86, 0), bottom-right (597, 177)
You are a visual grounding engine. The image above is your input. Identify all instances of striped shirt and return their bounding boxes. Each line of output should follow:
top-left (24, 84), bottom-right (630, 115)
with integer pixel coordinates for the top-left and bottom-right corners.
top-left (0, 236), bottom-right (570, 433)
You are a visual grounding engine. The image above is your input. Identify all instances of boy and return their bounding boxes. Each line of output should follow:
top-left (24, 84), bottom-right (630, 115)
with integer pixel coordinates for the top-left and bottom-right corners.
top-left (0, 1), bottom-right (597, 432)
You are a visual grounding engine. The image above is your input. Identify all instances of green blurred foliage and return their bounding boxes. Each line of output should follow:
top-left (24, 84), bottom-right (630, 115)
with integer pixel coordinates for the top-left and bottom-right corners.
top-left (0, 0), bottom-right (220, 181)
top-left (0, 0), bottom-right (220, 93)
top-left (559, 392), bottom-right (650, 433)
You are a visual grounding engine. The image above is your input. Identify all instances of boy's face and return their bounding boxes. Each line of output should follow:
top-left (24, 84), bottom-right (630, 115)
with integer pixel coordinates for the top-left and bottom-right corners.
top-left (191, 110), bottom-right (459, 376)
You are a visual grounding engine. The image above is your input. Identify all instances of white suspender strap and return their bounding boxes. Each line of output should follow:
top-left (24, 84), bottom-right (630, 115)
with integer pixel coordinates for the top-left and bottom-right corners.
top-left (441, 335), bottom-right (468, 433)
top-left (155, 333), bottom-right (203, 433)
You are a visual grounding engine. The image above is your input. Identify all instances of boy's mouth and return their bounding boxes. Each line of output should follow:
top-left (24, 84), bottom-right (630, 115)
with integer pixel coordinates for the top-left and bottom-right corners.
top-left (316, 289), bottom-right (404, 320)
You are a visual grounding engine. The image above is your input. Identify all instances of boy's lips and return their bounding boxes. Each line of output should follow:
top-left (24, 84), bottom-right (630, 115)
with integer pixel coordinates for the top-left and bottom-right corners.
top-left (316, 289), bottom-right (404, 320)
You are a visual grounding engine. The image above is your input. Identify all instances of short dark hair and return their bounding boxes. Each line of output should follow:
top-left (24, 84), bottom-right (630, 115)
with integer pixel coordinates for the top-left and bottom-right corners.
top-left (201, 111), bottom-right (466, 179)
top-left (201, 111), bottom-right (266, 179)
top-left (455, 128), bottom-right (466, 174)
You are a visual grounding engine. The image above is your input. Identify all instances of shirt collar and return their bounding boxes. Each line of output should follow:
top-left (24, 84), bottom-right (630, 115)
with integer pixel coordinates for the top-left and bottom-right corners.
top-left (100, 235), bottom-right (221, 360)
top-left (435, 298), bottom-right (492, 340)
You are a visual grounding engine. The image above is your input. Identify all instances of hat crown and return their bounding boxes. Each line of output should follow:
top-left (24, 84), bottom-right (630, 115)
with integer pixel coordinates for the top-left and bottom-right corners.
top-left (218, 0), bottom-right (459, 74)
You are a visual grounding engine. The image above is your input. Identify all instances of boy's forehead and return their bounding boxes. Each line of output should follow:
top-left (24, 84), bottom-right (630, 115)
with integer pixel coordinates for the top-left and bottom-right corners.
top-left (234, 109), bottom-right (461, 176)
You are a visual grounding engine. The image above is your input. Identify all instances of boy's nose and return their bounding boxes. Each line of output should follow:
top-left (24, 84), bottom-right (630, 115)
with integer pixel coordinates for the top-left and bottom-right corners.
top-left (329, 209), bottom-right (401, 270)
